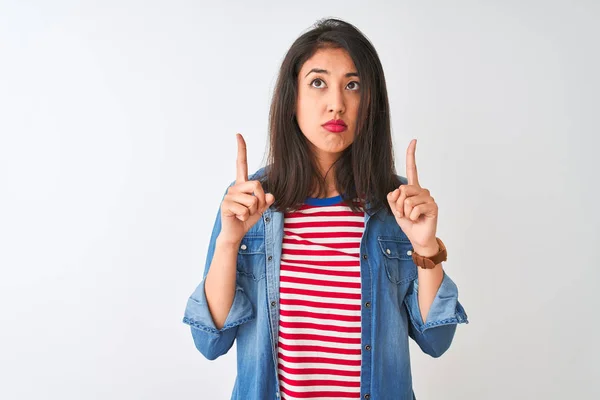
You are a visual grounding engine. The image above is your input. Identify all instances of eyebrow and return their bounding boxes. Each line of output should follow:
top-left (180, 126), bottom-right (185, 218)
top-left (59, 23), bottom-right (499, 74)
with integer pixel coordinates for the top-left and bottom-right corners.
top-left (304, 68), bottom-right (359, 78)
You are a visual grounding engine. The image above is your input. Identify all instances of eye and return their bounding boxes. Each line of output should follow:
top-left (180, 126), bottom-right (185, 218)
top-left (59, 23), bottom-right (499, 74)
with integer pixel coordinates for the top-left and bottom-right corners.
top-left (346, 81), bottom-right (360, 91)
top-left (310, 78), bottom-right (326, 89)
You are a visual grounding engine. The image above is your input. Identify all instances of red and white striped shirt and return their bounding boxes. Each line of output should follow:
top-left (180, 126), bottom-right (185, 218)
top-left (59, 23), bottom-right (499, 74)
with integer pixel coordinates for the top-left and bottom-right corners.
top-left (277, 195), bottom-right (365, 400)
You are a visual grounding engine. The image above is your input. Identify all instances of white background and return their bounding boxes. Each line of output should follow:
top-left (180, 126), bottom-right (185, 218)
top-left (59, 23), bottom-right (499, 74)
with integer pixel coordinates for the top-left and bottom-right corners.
top-left (1, 0), bottom-right (599, 399)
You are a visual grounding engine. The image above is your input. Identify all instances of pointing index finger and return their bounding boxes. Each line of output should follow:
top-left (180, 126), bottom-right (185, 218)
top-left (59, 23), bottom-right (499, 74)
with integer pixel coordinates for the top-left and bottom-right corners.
top-left (236, 133), bottom-right (248, 184)
top-left (406, 139), bottom-right (420, 187)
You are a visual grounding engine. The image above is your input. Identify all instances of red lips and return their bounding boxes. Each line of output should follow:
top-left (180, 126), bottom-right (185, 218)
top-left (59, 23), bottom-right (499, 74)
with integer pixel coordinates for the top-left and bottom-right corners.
top-left (322, 119), bottom-right (348, 133)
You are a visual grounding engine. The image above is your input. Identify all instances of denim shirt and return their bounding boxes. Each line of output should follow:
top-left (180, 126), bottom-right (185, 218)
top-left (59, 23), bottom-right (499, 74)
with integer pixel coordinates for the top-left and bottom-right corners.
top-left (183, 167), bottom-right (468, 400)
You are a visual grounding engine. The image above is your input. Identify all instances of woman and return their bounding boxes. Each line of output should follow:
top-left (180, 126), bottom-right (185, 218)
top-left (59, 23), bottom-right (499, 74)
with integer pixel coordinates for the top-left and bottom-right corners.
top-left (183, 18), bottom-right (468, 400)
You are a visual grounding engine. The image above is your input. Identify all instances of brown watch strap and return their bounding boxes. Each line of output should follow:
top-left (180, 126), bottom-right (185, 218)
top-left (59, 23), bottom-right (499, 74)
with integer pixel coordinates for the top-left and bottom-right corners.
top-left (411, 237), bottom-right (447, 269)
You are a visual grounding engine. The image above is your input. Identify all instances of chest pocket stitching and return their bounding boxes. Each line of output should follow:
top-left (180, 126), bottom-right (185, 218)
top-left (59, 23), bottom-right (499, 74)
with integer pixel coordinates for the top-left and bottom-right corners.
top-left (237, 235), bottom-right (266, 281)
top-left (377, 236), bottom-right (417, 285)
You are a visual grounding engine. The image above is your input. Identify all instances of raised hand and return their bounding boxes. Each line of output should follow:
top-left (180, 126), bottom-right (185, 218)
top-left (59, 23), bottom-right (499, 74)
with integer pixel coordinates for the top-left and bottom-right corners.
top-left (386, 139), bottom-right (439, 253)
top-left (219, 133), bottom-right (275, 245)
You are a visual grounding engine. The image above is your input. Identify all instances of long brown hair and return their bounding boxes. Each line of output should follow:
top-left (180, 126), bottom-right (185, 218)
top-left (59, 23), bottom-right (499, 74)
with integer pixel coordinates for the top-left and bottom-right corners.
top-left (261, 18), bottom-right (401, 216)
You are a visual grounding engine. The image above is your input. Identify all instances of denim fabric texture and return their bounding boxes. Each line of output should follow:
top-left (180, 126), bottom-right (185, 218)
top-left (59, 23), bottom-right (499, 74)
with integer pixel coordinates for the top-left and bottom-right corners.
top-left (183, 167), bottom-right (468, 399)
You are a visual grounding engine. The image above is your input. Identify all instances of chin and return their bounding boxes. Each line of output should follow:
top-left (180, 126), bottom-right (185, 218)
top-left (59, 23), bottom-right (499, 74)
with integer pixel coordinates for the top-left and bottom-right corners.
top-left (305, 132), bottom-right (353, 153)
top-left (322, 144), bottom-right (351, 154)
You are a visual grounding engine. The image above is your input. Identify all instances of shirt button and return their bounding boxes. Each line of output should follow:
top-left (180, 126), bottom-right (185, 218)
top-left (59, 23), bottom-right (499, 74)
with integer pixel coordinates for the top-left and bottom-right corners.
top-left (365, 302), bottom-right (371, 308)
top-left (407, 250), bottom-right (413, 256)
top-left (271, 301), bottom-right (277, 307)
top-left (265, 217), bottom-right (271, 223)
top-left (240, 244), bottom-right (247, 250)
top-left (365, 344), bottom-right (371, 351)
top-left (268, 256), bottom-right (273, 261)
top-left (362, 254), bottom-right (368, 259)
top-left (386, 248), bottom-right (391, 255)
top-left (364, 394), bottom-right (370, 400)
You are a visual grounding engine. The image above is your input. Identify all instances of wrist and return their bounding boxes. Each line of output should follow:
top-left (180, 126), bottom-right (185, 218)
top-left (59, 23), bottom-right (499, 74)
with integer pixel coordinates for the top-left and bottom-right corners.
top-left (216, 235), bottom-right (242, 250)
top-left (412, 239), bottom-right (440, 258)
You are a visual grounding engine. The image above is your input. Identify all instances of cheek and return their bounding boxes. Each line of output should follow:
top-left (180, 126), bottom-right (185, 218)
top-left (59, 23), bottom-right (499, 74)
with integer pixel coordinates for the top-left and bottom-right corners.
top-left (296, 95), bottom-right (319, 127)
top-left (348, 96), bottom-right (361, 119)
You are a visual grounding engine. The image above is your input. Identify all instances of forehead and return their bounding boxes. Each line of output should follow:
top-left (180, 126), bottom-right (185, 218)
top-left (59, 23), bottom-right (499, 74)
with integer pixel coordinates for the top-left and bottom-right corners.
top-left (299, 47), bottom-right (357, 75)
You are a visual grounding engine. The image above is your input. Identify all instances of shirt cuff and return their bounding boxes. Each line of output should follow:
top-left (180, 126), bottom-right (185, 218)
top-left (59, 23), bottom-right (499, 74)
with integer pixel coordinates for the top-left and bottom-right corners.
top-left (405, 271), bottom-right (469, 333)
top-left (182, 278), bottom-right (255, 335)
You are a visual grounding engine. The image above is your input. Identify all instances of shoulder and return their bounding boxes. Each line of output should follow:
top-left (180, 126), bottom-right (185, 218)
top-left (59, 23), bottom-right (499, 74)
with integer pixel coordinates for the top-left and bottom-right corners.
top-left (394, 174), bottom-right (408, 185)
top-left (230, 168), bottom-right (405, 189)
top-left (249, 166), bottom-right (268, 181)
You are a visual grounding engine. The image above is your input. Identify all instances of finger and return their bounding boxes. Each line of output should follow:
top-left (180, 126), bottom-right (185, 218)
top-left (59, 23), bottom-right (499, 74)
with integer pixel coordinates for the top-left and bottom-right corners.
top-left (387, 188), bottom-right (401, 216)
top-left (402, 192), bottom-right (432, 220)
top-left (265, 193), bottom-right (276, 209)
top-left (222, 200), bottom-right (251, 221)
top-left (236, 133), bottom-right (248, 184)
top-left (249, 181), bottom-right (267, 212)
top-left (395, 185), bottom-right (420, 218)
top-left (409, 202), bottom-right (437, 222)
top-left (232, 180), bottom-right (266, 207)
top-left (224, 193), bottom-right (260, 216)
top-left (406, 139), bottom-right (420, 187)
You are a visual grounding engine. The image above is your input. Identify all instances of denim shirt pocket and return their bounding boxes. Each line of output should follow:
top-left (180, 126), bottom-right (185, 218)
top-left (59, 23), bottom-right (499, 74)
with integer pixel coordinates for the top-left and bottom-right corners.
top-left (237, 234), bottom-right (266, 281)
top-left (377, 236), bottom-right (417, 285)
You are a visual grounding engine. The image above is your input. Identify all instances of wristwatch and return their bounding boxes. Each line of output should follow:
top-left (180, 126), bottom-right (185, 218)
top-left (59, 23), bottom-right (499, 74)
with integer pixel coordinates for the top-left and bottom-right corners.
top-left (411, 237), bottom-right (447, 269)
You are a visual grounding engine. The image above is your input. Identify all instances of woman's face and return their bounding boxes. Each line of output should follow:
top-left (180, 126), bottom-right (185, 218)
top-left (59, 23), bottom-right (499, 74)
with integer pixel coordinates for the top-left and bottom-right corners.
top-left (296, 47), bottom-right (361, 167)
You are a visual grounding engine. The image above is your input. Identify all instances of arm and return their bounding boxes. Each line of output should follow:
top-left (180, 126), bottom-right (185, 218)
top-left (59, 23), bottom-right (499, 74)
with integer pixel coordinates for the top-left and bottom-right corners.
top-left (403, 265), bottom-right (468, 358)
top-left (182, 188), bottom-right (255, 360)
top-left (204, 234), bottom-right (243, 330)
top-left (388, 146), bottom-right (469, 357)
top-left (411, 241), bottom-right (446, 323)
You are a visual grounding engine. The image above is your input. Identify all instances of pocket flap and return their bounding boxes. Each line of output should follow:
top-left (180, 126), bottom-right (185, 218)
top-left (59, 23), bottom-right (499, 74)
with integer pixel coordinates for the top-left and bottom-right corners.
top-left (377, 237), bottom-right (413, 260)
top-left (238, 235), bottom-right (265, 255)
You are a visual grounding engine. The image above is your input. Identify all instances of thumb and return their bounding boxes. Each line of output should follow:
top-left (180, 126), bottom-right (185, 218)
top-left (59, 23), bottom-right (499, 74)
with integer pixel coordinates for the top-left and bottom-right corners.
top-left (265, 193), bottom-right (275, 209)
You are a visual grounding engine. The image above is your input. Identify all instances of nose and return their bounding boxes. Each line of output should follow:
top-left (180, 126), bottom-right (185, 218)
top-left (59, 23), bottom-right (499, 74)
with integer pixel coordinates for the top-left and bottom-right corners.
top-left (327, 87), bottom-right (346, 116)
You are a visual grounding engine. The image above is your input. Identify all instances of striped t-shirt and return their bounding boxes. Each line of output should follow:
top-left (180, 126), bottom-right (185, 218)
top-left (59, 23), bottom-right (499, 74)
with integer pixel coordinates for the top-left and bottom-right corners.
top-left (277, 195), bottom-right (366, 400)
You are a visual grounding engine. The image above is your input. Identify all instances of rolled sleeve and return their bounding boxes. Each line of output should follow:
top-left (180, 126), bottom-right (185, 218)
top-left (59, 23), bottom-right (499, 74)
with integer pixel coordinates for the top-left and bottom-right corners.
top-left (182, 278), bottom-right (255, 360)
top-left (404, 271), bottom-right (468, 357)
top-left (183, 278), bottom-right (255, 334)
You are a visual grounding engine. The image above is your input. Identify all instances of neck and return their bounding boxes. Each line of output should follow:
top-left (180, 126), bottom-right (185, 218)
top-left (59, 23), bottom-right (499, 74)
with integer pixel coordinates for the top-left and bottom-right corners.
top-left (309, 165), bottom-right (339, 198)
top-left (311, 149), bottom-right (343, 198)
